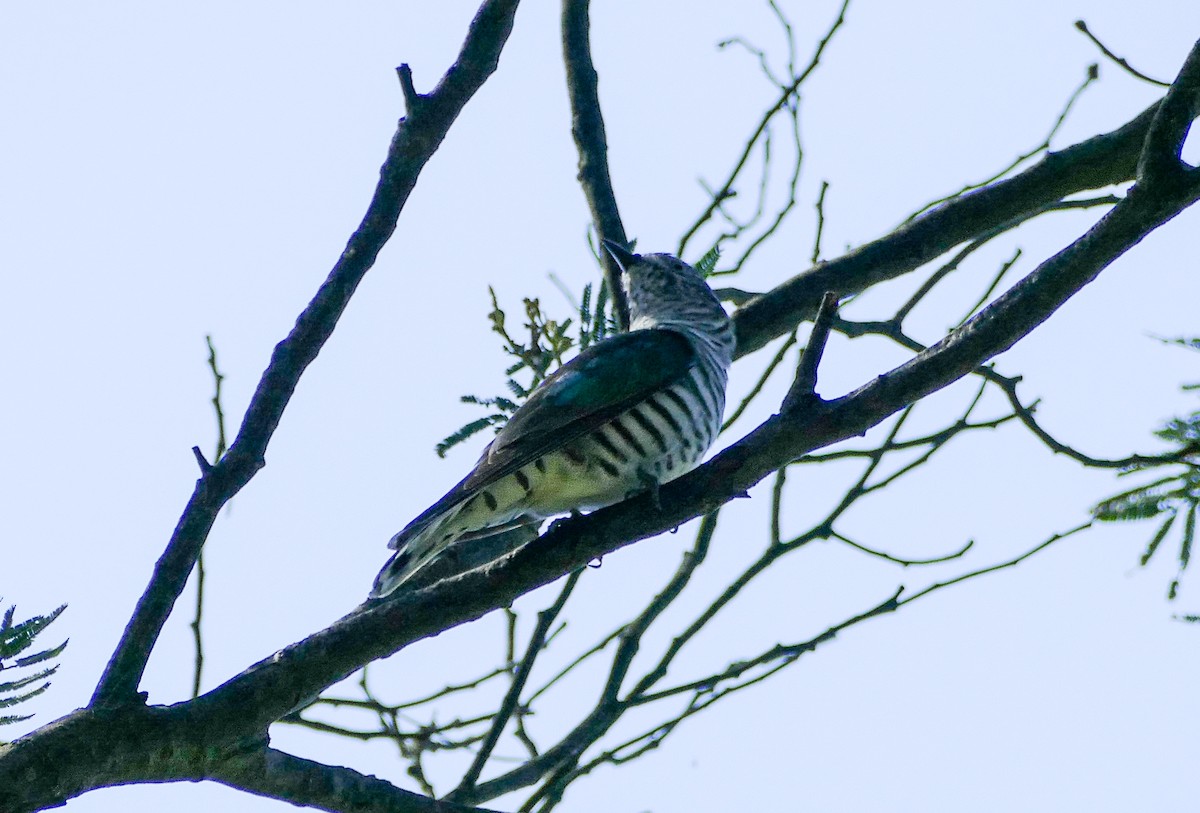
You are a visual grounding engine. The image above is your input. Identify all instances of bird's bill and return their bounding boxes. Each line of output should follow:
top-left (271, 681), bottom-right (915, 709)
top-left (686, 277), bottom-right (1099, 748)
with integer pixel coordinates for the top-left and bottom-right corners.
top-left (602, 238), bottom-right (639, 270)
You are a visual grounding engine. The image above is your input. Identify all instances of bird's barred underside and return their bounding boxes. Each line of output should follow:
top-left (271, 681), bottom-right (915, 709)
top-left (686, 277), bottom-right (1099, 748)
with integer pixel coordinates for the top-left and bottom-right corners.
top-left (374, 362), bottom-right (725, 592)
top-left (372, 246), bottom-right (734, 597)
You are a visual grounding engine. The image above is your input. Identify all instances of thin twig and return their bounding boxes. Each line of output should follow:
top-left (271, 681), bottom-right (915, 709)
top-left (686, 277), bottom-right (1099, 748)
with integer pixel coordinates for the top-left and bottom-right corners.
top-left (811, 180), bottom-right (830, 264)
top-left (956, 247), bottom-right (1024, 325)
top-left (725, 99), bottom-right (805, 276)
top-left (730, 91), bottom-right (1157, 359)
top-left (1075, 20), bottom-right (1170, 87)
top-left (630, 589), bottom-right (903, 707)
top-left (313, 665), bottom-right (510, 713)
top-left (834, 316), bottom-right (1196, 471)
top-left (396, 63), bottom-right (423, 113)
top-left (678, 0), bottom-right (851, 255)
top-left (896, 196), bottom-right (1118, 328)
top-left (903, 65), bottom-right (1102, 224)
top-left (897, 522), bottom-right (1093, 605)
top-left (191, 336), bottom-right (228, 699)
top-left (769, 466), bottom-right (787, 547)
top-left (89, 0), bottom-right (523, 708)
top-left (598, 512), bottom-right (718, 705)
top-left (525, 627), bottom-right (622, 705)
top-left (798, 412), bottom-right (1016, 462)
top-left (454, 570), bottom-right (583, 798)
top-left (831, 530), bottom-right (975, 566)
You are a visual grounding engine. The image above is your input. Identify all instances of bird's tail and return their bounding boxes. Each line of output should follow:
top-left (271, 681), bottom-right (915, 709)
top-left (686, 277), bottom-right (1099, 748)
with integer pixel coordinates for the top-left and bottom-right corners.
top-left (370, 508), bottom-right (465, 598)
top-left (371, 509), bottom-right (543, 598)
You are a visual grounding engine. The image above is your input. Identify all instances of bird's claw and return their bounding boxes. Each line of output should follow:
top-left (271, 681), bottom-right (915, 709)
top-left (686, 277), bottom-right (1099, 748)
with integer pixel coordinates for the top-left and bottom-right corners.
top-left (636, 469), bottom-right (662, 511)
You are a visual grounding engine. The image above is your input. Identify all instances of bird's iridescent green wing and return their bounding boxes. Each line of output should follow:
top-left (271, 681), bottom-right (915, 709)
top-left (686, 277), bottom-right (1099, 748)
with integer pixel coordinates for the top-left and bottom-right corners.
top-left (464, 327), bottom-right (696, 489)
top-left (388, 328), bottom-right (696, 549)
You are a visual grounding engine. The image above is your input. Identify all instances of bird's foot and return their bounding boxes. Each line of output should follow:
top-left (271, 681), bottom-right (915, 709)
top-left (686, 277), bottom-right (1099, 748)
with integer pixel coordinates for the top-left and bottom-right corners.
top-left (635, 469), bottom-right (662, 511)
top-left (548, 510), bottom-right (585, 534)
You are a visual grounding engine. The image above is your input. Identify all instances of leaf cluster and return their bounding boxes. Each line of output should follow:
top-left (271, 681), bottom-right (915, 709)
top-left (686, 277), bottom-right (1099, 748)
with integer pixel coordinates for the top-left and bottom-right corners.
top-left (435, 277), bottom-right (614, 458)
top-left (1094, 337), bottom-right (1200, 599)
top-left (0, 602), bottom-right (67, 728)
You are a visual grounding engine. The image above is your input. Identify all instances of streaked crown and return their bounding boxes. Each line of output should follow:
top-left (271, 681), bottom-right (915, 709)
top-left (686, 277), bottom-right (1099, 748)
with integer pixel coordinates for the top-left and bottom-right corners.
top-left (606, 244), bottom-right (735, 368)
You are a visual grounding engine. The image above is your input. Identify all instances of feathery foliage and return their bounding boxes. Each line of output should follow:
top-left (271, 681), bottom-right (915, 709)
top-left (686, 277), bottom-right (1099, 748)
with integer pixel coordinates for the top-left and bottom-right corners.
top-left (694, 244), bottom-right (721, 278)
top-left (1094, 337), bottom-right (1200, 600)
top-left (436, 246), bottom-right (717, 458)
top-left (437, 280), bottom-right (612, 457)
top-left (0, 602), bottom-right (67, 727)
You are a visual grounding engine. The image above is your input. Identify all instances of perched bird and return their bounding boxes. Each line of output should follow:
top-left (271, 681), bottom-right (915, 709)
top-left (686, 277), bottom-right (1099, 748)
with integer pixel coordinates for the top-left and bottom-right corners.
top-left (371, 241), bottom-right (735, 597)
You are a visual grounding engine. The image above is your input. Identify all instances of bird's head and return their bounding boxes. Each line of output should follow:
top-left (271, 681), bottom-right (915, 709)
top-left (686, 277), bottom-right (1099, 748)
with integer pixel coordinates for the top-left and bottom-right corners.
top-left (602, 240), bottom-right (731, 342)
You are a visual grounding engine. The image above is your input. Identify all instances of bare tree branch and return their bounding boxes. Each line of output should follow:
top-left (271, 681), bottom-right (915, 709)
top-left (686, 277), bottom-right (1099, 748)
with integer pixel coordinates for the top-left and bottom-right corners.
top-left (191, 335), bottom-right (229, 699)
top-left (1075, 20), bottom-right (1171, 87)
top-left (678, 0), bottom-right (851, 255)
top-left (903, 64), bottom-right (1101, 224)
top-left (453, 569), bottom-right (582, 797)
top-left (782, 291), bottom-right (838, 412)
top-left (1138, 41), bottom-right (1200, 187)
top-left (90, 0), bottom-right (523, 709)
top-left (562, 0), bottom-right (630, 331)
top-left (731, 96), bottom-right (1180, 358)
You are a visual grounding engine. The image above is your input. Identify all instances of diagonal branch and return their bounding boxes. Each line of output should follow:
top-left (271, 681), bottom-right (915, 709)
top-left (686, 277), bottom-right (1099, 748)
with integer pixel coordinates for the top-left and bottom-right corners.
top-left (453, 569), bottom-right (582, 797)
top-left (781, 291), bottom-right (838, 413)
top-left (1138, 39), bottom-right (1200, 187)
top-left (730, 96), bottom-right (1184, 358)
top-left (90, 0), bottom-right (523, 708)
top-left (562, 0), bottom-right (630, 331)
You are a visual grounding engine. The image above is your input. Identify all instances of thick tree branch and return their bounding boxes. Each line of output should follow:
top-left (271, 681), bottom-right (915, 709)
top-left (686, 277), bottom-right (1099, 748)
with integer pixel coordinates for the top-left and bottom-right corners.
top-left (562, 0), bottom-right (630, 331)
top-left (730, 97), bottom-right (1183, 359)
top-left (1138, 40), bottom-right (1200, 187)
top-left (90, 0), bottom-right (522, 709)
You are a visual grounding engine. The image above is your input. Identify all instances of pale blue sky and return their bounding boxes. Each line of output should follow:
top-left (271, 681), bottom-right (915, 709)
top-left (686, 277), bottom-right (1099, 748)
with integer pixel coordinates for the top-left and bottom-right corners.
top-left (2, 2), bottom-right (1199, 811)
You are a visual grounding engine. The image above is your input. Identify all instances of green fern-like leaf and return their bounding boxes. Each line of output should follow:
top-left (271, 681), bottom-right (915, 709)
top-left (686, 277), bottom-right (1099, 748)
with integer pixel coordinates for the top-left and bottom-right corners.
top-left (446, 260), bottom-right (618, 461)
top-left (461, 394), bottom-right (519, 415)
top-left (1, 604), bottom-right (66, 660)
top-left (577, 282), bottom-right (594, 349)
top-left (1156, 336), bottom-right (1200, 352)
top-left (0, 603), bottom-right (67, 728)
top-left (506, 379), bottom-right (529, 400)
top-left (0, 666), bottom-right (58, 699)
top-left (435, 415), bottom-right (506, 458)
top-left (1093, 476), bottom-right (1178, 521)
top-left (1141, 514), bottom-right (1177, 566)
top-left (1155, 415), bottom-right (1200, 445)
top-left (1181, 502), bottom-right (1196, 572)
top-left (694, 244), bottom-right (722, 277)
top-left (592, 278), bottom-right (611, 344)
